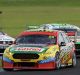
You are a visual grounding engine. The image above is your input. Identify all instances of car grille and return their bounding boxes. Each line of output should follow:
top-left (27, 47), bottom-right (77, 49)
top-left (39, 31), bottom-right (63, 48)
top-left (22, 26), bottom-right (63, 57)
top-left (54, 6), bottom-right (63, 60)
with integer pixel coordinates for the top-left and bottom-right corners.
top-left (14, 62), bottom-right (36, 67)
top-left (13, 53), bottom-right (39, 59)
top-left (75, 44), bottom-right (80, 49)
top-left (0, 41), bottom-right (13, 44)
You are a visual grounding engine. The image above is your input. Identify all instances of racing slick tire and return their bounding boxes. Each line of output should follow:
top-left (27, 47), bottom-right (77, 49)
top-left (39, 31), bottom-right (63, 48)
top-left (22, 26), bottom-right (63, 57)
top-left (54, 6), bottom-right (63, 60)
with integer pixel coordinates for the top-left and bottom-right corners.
top-left (71, 53), bottom-right (76, 67)
top-left (3, 68), bottom-right (13, 71)
top-left (55, 52), bottom-right (61, 69)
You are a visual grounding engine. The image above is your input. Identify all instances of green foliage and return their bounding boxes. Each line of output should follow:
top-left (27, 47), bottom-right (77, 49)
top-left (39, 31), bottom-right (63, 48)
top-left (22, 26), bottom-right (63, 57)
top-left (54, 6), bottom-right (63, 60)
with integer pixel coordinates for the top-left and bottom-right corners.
top-left (0, 0), bottom-right (80, 37)
top-left (0, 0), bottom-right (80, 6)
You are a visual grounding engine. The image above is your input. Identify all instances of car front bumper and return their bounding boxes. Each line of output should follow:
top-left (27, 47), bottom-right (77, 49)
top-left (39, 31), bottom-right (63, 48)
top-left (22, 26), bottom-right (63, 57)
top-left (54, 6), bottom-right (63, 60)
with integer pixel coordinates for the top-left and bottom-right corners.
top-left (2, 57), bottom-right (56, 69)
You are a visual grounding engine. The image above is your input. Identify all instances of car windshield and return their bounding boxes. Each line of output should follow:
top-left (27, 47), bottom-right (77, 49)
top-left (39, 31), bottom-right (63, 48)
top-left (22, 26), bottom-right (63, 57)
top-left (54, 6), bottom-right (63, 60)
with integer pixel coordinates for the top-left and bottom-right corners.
top-left (16, 35), bottom-right (56, 44)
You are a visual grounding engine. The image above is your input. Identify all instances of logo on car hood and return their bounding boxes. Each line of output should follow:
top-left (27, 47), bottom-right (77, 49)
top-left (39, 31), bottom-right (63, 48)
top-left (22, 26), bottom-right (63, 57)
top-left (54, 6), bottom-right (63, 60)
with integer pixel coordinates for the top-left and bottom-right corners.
top-left (15, 47), bottom-right (42, 52)
top-left (10, 44), bottom-right (48, 53)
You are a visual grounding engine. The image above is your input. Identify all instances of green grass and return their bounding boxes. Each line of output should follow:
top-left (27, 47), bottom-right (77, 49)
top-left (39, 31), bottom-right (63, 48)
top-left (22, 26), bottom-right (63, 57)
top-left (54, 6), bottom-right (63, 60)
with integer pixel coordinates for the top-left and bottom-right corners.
top-left (0, 0), bottom-right (80, 6)
top-left (0, 0), bottom-right (80, 37)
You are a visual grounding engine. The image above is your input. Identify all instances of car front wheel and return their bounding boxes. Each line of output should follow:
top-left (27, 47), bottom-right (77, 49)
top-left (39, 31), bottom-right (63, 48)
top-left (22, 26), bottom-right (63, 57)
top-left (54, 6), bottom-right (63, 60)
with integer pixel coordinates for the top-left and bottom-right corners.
top-left (55, 52), bottom-right (61, 69)
top-left (3, 68), bottom-right (13, 71)
top-left (72, 53), bottom-right (76, 67)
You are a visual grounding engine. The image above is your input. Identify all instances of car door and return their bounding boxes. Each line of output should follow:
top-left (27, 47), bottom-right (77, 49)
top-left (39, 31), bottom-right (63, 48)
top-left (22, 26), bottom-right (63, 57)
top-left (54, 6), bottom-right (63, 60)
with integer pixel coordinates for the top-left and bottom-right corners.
top-left (58, 32), bottom-right (72, 64)
top-left (61, 32), bottom-right (73, 63)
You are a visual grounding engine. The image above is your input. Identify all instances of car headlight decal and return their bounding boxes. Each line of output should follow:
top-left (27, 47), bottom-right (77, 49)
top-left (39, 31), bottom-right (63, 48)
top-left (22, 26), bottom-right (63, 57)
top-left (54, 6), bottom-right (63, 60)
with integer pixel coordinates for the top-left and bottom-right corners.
top-left (3, 57), bottom-right (13, 64)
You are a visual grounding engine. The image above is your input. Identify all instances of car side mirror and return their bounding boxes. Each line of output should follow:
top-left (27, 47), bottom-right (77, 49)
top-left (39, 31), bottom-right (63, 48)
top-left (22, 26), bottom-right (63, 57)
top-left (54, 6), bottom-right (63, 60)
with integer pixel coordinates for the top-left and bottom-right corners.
top-left (60, 42), bottom-right (66, 46)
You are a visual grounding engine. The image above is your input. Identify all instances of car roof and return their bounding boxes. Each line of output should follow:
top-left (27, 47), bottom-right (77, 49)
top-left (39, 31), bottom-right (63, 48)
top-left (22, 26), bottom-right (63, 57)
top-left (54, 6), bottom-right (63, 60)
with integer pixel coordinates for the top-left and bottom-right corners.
top-left (18, 29), bottom-right (61, 37)
top-left (54, 28), bottom-right (77, 32)
top-left (39, 23), bottom-right (80, 30)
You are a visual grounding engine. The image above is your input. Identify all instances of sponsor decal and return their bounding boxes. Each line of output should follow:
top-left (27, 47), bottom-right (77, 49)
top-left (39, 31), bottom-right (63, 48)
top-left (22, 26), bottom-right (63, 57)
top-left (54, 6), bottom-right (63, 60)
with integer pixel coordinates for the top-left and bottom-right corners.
top-left (0, 38), bottom-right (12, 41)
top-left (49, 36), bottom-right (55, 39)
top-left (3, 57), bottom-right (13, 64)
top-left (15, 47), bottom-right (42, 52)
top-left (39, 57), bottom-right (55, 64)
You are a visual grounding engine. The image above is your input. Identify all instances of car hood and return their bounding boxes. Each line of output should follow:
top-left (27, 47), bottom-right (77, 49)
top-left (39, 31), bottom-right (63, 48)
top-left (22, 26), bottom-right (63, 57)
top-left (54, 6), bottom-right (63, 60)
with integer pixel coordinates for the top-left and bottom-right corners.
top-left (0, 35), bottom-right (15, 41)
top-left (10, 44), bottom-right (49, 53)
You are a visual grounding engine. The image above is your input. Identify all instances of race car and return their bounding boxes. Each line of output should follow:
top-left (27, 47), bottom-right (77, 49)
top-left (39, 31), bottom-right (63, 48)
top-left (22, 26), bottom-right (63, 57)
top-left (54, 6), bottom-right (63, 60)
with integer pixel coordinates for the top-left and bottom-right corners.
top-left (2, 29), bottom-right (76, 70)
top-left (75, 30), bottom-right (80, 56)
top-left (0, 31), bottom-right (15, 55)
top-left (36, 23), bottom-right (80, 56)
top-left (37, 23), bottom-right (80, 30)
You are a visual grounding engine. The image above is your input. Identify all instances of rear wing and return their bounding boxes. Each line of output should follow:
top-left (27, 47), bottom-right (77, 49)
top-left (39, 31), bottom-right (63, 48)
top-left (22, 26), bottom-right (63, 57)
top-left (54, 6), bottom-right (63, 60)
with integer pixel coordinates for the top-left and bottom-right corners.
top-left (26, 25), bottom-right (57, 32)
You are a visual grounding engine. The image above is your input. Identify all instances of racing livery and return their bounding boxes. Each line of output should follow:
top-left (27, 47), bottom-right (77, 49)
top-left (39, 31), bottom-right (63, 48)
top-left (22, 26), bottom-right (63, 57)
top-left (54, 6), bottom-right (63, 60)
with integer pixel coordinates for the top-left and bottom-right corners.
top-left (37, 23), bottom-right (80, 30)
top-left (2, 30), bottom-right (76, 70)
top-left (75, 31), bottom-right (80, 56)
top-left (0, 31), bottom-right (15, 55)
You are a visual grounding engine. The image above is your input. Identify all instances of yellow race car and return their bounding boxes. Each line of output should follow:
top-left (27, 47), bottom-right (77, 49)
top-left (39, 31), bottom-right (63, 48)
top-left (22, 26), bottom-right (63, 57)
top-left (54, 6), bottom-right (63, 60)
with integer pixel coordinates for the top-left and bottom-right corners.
top-left (2, 30), bottom-right (76, 71)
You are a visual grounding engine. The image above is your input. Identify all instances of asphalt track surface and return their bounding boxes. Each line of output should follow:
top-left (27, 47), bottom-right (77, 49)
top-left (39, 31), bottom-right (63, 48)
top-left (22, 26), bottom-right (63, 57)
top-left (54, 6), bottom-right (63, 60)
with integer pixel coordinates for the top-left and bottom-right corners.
top-left (0, 57), bottom-right (80, 75)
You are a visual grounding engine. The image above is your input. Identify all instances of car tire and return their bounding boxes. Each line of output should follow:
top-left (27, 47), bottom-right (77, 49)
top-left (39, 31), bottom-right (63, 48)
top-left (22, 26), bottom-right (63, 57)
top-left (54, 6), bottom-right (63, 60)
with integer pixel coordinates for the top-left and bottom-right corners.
top-left (55, 52), bottom-right (61, 69)
top-left (71, 53), bottom-right (76, 67)
top-left (3, 68), bottom-right (13, 71)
